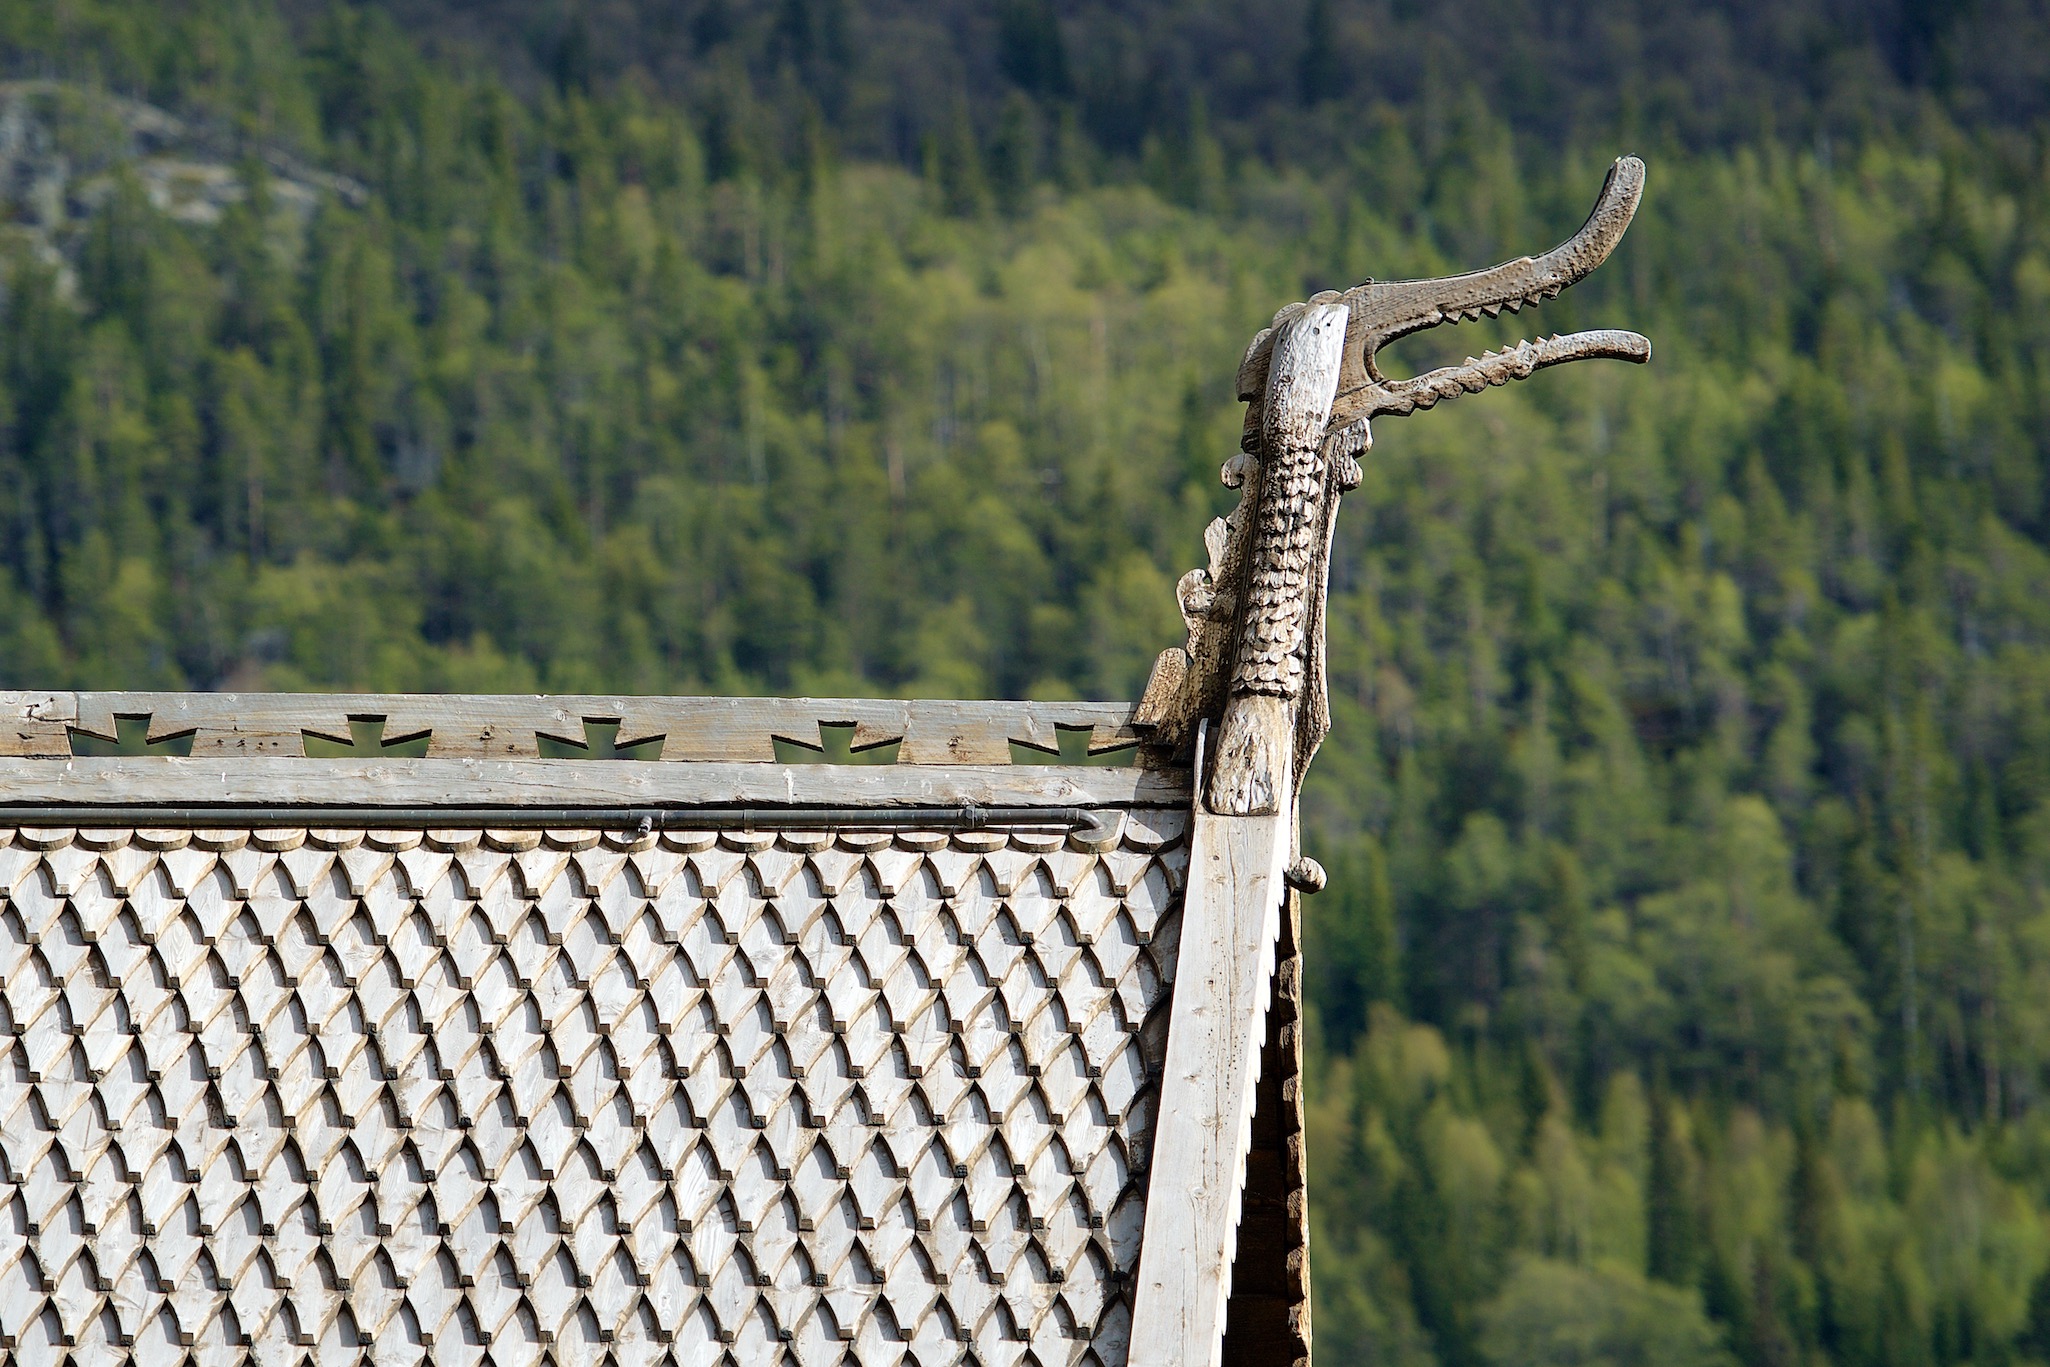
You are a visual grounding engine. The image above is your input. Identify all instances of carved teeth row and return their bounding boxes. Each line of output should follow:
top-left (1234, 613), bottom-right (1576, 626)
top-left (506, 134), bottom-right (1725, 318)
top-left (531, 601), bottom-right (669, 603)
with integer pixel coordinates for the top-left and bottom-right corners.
top-left (1472, 335), bottom-right (1562, 363)
top-left (1440, 292), bottom-right (1546, 326)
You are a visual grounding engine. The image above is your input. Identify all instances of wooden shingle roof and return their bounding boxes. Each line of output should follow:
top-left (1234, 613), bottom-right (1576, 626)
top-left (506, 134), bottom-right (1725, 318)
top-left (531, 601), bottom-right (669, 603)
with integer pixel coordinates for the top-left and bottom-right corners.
top-left (0, 156), bottom-right (1654, 1367)
top-left (0, 692), bottom-right (1300, 1367)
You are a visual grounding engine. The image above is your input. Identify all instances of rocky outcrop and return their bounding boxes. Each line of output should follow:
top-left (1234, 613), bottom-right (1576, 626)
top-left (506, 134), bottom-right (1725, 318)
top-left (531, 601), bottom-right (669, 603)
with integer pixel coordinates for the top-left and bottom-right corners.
top-left (0, 80), bottom-right (364, 290)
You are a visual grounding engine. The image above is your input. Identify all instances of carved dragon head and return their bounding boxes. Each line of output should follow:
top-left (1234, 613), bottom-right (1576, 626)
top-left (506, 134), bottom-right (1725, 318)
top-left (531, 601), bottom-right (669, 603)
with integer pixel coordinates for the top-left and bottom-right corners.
top-left (1137, 157), bottom-right (1653, 796)
top-left (1234, 155), bottom-right (1650, 448)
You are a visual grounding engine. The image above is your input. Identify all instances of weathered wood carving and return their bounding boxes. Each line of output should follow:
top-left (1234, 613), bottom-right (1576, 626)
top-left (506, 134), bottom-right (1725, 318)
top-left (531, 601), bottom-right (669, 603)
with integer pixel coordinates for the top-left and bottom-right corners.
top-left (1138, 156), bottom-right (1653, 817)
top-left (1, 692), bottom-right (1159, 766)
top-left (0, 159), bottom-right (1656, 1367)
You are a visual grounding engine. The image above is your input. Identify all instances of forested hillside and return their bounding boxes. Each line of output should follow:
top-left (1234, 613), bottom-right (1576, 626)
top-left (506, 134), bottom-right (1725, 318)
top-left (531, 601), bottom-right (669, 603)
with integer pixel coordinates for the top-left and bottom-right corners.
top-left (7, 3), bottom-right (2050, 1365)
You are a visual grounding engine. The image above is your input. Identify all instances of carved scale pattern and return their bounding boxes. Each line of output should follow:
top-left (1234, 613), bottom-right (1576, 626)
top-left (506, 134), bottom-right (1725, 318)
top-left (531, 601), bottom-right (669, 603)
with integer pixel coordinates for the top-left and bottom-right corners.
top-left (1232, 427), bottom-right (1327, 701)
top-left (0, 817), bottom-right (1187, 1364)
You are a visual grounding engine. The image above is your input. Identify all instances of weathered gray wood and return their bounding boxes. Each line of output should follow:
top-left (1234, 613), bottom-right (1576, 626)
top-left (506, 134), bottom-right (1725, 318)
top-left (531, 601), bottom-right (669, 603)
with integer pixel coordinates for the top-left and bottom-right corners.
top-left (1234, 156), bottom-right (1648, 408)
top-left (1152, 159), bottom-right (1650, 817)
top-left (1129, 751), bottom-right (1292, 1367)
top-left (1328, 329), bottom-right (1650, 426)
top-left (1130, 160), bottom-right (1652, 1367)
top-left (0, 693), bottom-right (1160, 765)
top-left (1208, 305), bottom-right (1347, 815)
top-left (1219, 890), bottom-right (1311, 1367)
top-left (1137, 479), bottom-right (1257, 752)
top-left (1210, 693), bottom-right (1292, 818)
top-left (0, 814), bottom-right (1191, 1361)
top-left (0, 757), bottom-right (1188, 810)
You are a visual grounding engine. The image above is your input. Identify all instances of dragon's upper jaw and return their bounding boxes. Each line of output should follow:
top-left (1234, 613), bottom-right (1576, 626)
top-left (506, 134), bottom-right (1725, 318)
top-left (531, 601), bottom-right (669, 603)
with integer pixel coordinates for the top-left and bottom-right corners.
top-left (1236, 156), bottom-right (1649, 432)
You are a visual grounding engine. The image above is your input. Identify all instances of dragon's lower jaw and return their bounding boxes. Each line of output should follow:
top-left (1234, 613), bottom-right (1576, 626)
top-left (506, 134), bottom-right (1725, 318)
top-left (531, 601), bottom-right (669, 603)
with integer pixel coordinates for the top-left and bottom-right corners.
top-left (1332, 329), bottom-right (1652, 424)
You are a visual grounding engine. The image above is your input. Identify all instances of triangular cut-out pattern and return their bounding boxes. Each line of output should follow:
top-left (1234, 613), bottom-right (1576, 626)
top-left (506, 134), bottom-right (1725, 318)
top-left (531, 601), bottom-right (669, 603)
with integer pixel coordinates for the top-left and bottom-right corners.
top-left (1007, 725), bottom-right (1141, 769)
top-left (300, 717), bottom-right (433, 760)
top-left (0, 814), bottom-right (1189, 1364)
top-left (771, 723), bottom-right (904, 766)
top-left (534, 718), bottom-right (668, 761)
top-left (66, 715), bottom-right (197, 758)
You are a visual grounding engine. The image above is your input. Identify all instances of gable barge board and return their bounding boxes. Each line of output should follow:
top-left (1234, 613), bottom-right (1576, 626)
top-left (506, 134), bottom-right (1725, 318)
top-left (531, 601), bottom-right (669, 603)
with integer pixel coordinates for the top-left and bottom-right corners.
top-left (0, 757), bottom-right (1188, 811)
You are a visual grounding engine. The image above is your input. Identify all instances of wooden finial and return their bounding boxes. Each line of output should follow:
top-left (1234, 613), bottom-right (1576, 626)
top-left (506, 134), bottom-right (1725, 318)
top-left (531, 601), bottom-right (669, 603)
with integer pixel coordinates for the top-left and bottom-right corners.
top-left (1139, 157), bottom-right (1654, 818)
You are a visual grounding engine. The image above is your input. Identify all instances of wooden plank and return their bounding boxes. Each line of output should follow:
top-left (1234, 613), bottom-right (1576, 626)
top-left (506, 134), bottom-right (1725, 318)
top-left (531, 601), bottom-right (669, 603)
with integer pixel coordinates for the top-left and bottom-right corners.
top-left (1128, 750), bottom-right (1292, 1367)
top-left (0, 692), bottom-right (1160, 764)
top-left (1221, 890), bottom-right (1312, 1367)
top-left (0, 757), bottom-right (1190, 811)
top-left (0, 691), bottom-right (73, 756)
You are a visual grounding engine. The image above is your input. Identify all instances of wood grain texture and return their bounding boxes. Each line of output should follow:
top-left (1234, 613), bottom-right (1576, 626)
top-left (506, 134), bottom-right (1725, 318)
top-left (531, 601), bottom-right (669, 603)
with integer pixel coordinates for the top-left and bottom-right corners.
top-left (1234, 157), bottom-right (1648, 409)
top-left (1219, 890), bottom-right (1310, 1367)
top-left (1136, 468), bottom-right (1259, 753)
top-left (0, 693), bottom-right (1163, 766)
top-left (1157, 158), bottom-right (1651, 810)
top-left (0, 817), bottom-right (1192, 1362)
top-left (0, 758), bottom-right (1190, 811)
top-left (1127, 751), bottom-right (1292, 1367)
top-left (1208, 305), bottom-right (1347, 817)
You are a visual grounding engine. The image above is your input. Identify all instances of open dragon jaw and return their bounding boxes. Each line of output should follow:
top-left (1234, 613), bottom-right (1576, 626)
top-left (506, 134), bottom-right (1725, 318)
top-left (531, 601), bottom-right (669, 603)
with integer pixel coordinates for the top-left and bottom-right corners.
top-left (0, 160), bottom-right (1648, 1367)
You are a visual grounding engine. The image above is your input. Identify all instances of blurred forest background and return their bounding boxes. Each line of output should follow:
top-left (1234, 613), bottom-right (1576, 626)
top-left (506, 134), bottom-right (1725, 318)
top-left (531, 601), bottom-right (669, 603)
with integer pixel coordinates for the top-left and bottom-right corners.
top-left (6, 1), bottom-right (2050, 1363)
